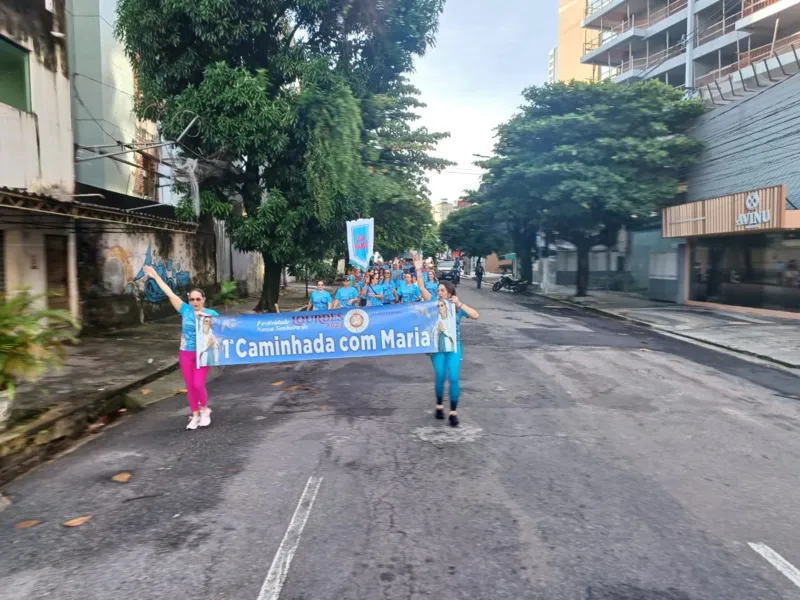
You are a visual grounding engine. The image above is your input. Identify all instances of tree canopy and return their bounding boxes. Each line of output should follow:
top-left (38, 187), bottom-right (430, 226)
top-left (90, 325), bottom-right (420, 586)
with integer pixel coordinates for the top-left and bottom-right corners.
top-left (471, 79), bottom-right (705, 295)
top-left (115, 0), bottom-right (449, 311)
top-left (440, 204), bottom-right (506, 259)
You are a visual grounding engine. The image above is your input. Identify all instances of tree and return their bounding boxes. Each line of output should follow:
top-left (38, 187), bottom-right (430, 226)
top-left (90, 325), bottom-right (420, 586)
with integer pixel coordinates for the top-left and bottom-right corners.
top-left (477, 79), bottom-right (705, 296)
top-left (115, 0), bottom-right (447, 311)
top-left (440, 204), bottom-right (505, 259)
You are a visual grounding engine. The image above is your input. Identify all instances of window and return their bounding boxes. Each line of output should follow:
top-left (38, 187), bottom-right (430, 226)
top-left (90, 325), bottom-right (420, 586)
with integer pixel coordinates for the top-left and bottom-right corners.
top-left (0, 37), bottom-right (30, 112)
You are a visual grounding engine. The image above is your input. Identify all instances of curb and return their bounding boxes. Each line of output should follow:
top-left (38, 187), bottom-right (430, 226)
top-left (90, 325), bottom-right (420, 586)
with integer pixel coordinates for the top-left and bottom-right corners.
top-left (0, 361), bottom-right (181, 487)
top-left (527, 291), bottom-right (800, 371)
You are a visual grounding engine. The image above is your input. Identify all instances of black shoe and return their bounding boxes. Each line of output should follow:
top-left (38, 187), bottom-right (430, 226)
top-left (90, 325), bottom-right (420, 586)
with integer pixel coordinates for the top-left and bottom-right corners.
top-left (435, 407), bottom-right (445, 420)
top-left (449, 413), bottom-right (459, 428)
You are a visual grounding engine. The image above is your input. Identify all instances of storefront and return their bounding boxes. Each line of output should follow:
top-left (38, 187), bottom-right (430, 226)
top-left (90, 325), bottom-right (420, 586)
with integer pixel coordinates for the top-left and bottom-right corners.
top-left (663, 184), bottom-right (800, 313)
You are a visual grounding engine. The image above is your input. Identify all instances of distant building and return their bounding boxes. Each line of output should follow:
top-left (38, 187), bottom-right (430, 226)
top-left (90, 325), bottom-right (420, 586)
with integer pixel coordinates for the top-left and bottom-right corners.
top-left (556, 0), bottom-right (596, 82)
top-left (432, 200), bottom-right (454, 224)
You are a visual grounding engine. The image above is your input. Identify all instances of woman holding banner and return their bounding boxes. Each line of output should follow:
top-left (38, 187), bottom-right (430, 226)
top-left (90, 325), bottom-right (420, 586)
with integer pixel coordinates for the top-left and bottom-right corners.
top-left (142, 265), bottom-right (218, 430)
top-left (415, 259), bottom-right (479, 428)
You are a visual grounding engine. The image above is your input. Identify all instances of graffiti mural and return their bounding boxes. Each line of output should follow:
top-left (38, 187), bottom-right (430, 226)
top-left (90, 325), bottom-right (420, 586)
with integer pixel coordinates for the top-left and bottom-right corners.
top-left (133, 244), bottom-right (191, 303)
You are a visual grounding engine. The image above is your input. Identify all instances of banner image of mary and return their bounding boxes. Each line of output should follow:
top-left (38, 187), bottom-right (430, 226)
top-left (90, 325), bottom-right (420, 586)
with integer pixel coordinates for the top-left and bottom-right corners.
top-left (431, 300), bottom-right (457, 353)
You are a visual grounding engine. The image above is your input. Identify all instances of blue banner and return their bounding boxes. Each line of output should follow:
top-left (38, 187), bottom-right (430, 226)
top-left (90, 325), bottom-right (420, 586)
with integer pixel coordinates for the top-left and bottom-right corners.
top-left (347, 218), bottom-right (374, 270)
top-left (195, 301), bottom-right (458, 367)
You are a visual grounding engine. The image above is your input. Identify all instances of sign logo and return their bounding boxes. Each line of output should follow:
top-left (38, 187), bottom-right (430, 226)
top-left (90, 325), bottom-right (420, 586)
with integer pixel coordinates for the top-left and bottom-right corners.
top-left (344, 309), bottom-right (369, 334)
top-left (736, 192), bottom-right (771, 229)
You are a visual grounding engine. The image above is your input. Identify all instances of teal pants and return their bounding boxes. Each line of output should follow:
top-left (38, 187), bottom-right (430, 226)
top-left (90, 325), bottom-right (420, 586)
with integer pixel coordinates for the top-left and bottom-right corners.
top-left (430, 344), bottom-right (462, 410)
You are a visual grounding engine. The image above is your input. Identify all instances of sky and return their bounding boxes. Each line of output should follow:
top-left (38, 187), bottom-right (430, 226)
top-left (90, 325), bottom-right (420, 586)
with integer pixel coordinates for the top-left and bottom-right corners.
top-left (409, 0), bottom-right (558, 205)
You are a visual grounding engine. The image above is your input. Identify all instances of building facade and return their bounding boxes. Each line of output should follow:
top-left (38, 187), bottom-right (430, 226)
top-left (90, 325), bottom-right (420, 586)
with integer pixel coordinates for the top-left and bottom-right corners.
top-left (432, 200), bottom-right (454, 224)
top-left (581, 0), bottom-right (800, 101)
top-left (660, 70), bottom-right (800, 314)
top-left (557, 0), bottom-right (598, 81)
top-left (66, 0), bottom-right (169, 205)
top-left (0, 0), bottom-right (79, 317)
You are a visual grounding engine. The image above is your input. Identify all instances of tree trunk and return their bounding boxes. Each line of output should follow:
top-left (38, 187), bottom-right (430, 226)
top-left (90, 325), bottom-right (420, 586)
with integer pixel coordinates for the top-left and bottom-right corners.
top-left (576, 240), bottom-right (590, 297)
top-left (255, 253), bottom-right (282, 313)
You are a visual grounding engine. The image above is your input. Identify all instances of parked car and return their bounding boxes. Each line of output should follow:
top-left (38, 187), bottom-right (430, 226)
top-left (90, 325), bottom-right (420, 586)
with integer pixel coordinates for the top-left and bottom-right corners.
top-left (436, 260), bottom-right (460, 283)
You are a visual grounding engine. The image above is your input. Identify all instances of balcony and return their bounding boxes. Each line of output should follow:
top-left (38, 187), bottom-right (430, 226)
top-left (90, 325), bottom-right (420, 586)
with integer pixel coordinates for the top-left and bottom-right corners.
top-left (0, 103), bottom-right (40, 191)
top-left (583, 16), bottom-right (648, 60)
top-left (738, 0), bottom-right (800, 31)
top-left (593, 39), bottom-right (687, 82)
top-left (696, 10), bottom-right (741, 46)
top-left (694, 30), bottom-right (800, 87)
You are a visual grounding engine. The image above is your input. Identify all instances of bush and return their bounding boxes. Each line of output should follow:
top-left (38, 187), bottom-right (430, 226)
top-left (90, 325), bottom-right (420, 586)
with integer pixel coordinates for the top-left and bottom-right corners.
top-left (0, 292), bottom-right (77, 427)
top-left (212, 280), bottom-right (240, 307)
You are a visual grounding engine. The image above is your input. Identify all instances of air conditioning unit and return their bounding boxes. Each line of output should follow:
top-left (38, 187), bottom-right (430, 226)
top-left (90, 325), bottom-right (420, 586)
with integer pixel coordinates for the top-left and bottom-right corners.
top-left (45, 0), bottom-right (54, 12)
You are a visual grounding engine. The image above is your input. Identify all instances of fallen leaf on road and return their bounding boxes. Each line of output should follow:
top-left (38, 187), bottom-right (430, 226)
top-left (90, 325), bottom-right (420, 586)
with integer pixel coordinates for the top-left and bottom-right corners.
top-left (319, 405), bottom-right (328, 411)
top-left (15, 520), bottom-right (42, 530)
top-left (284, 384), bottom-right (300, 391)
top-left (639, 348), bottom-right (652, 352)
top-left (174, 388), bottom-right (187, 394)
top-left (140, 389), bottom-right (151, 395)
top-left (63, 516), bottom-right (91, 527)
top-left (111, 472), bottom-right (132, 483)
top-left (272, 381), bottom-right (284, 386)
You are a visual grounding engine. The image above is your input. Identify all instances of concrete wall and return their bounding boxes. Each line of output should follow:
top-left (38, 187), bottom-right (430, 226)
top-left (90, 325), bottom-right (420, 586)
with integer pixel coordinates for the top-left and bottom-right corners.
top-left (628, 229), bottom-right (684, 302)
top-left (214, 220), bottom-right (264, 296)
top-left (0, 0), bottom-right (74, 195)
top-left (77, 225), bottom-right (216, 330)
top-left (687, 72), bottom-right (800, 203)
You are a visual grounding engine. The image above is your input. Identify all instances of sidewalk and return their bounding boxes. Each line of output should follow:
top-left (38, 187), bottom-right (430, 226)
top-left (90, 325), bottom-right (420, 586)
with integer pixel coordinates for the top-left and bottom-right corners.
top-left (0, 286), bottom-right (310, 485)
top-left (531, 284), bottom-right (800, 369)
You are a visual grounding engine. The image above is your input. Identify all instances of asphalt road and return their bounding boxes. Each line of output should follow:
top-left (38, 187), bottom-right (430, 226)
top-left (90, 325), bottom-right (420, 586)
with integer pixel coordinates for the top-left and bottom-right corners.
top-left (3, 287), bottom-right (800, 600)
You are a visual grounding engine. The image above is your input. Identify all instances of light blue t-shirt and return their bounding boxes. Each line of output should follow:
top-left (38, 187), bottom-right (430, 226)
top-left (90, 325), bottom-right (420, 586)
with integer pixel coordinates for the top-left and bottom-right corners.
top-left (310, 290), bottom-right (332, 311)
top-left (365, 283), bottom-right (383, 306)
top-left (382, 280), bottom-right (396, 304)
top-left (335, 286), bottom-right (359, 306)
top-left (179, 303), bottom-right (219, 352)
top-left (424, 280), bottom-right (439, 297)
top-left (397, 282), bottom-right (421, 303)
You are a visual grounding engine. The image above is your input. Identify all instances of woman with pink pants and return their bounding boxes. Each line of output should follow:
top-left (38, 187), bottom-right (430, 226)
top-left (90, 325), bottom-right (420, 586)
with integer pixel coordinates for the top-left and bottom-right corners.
top-left (142, 265), bottom-right (219, 430)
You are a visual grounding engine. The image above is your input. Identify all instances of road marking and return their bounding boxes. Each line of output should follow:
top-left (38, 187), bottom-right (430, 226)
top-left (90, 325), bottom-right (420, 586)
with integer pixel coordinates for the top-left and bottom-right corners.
top-left (257, 475), bottom-right (323, 600)
top-left (749, 542), bottom-right (800, 589)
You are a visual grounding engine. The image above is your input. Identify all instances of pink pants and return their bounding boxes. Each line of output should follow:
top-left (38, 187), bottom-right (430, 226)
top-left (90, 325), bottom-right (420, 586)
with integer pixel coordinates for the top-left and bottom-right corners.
top-left (179, 350), bottom-right (209, 412)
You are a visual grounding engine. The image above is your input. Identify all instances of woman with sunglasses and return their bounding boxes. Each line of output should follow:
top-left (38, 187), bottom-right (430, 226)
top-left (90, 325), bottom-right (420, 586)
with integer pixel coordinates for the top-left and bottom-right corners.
top-left (306, 280), bottom-right (332, 311)
top-left (414, 258), bottom-right (479, 427)
top-left (142, 265), bottom-right (218, 430)
top-left (334, 274), bottom-right (360, 308)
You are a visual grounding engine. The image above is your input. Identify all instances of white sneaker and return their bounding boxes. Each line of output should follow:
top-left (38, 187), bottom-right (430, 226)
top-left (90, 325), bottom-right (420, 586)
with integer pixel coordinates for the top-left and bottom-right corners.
top-left (199, 408), bottom-right (211, 427)
top-left (186, 415), bottom-right (200, 430)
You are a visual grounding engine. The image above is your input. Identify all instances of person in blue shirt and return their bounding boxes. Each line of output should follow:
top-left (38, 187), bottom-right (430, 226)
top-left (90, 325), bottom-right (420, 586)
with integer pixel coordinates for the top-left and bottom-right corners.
top-left (306, 281), bottom-right (332, 311)
top-left (381, 269), bottom-right (396, 304)
top-left (334, 276), bottom-right (360, 308)
top-left (424, 270), bottom-right (439, 298)
top-left (415, 258), bottom-right (479, 428)
top-left (142, 265), bottom-right (219, 430)
top-left (360, 272), bottom-right (384, 307)
top-left (396, 269), bottom-right (421, 303)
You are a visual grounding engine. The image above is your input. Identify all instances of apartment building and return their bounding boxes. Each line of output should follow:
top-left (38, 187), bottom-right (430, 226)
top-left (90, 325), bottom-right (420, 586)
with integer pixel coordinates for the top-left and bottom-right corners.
top-left (432, 201), bottom-right (454, 224)
top-left (581, 0), bottom-right (800, 100)
top-left (555, 0), bottom-right (598, 81)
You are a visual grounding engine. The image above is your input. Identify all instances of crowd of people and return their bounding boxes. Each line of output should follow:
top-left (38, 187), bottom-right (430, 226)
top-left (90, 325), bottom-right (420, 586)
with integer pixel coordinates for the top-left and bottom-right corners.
top-left (142, 255), bottom-right (479, 431)
top-left (305, 257), bottom-right (444, 311)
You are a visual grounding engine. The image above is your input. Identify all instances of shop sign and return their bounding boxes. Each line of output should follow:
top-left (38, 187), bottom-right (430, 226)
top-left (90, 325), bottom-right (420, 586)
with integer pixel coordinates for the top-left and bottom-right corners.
top-left (736, 192), bottom-right (771, 229)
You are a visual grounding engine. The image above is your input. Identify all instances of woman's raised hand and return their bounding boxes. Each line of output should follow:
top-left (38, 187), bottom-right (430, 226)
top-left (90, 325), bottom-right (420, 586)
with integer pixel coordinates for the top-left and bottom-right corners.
top-left (142, 265), bottom-right (157, 279)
